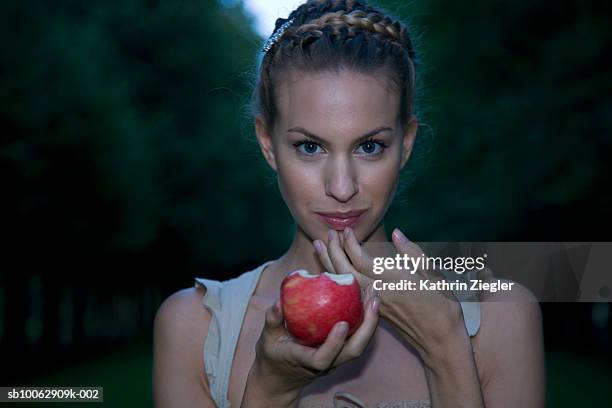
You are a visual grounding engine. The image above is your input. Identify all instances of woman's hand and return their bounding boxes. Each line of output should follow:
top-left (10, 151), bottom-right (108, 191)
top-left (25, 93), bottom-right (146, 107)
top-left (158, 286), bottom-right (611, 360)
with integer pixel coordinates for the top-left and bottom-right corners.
top-left (315, 228), bottom-right (487, 407)
top-left (241, 281), bottom-right (380, 408)
top-left (315, 228), bottom-right (467, 366)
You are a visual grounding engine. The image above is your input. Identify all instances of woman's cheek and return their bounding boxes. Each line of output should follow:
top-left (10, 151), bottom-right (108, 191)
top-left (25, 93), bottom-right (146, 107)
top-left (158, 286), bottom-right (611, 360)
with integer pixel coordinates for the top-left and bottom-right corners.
top-left (277, 161), bottom-right (321, 216)
top-left (359, 159), bottom-right (400, 202)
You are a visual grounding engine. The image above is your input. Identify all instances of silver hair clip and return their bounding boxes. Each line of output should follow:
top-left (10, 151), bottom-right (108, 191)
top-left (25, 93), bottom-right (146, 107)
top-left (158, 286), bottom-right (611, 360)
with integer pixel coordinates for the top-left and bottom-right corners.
top-left (261, 18), bottom-right (295, 53)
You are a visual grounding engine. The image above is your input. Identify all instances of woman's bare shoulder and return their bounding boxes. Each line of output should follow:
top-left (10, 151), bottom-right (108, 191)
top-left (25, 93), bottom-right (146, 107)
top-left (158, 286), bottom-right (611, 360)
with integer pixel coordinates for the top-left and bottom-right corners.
top-left (154, 285), bottom-right (212, 365)
top-left (153, 285), bottom-right (214, 406)
top-left (476, 279), bottom-right (541, 342)
top-left (155, 285), bottom-right (211, 329)
top-left (472, 280), bottom-right (545, 402)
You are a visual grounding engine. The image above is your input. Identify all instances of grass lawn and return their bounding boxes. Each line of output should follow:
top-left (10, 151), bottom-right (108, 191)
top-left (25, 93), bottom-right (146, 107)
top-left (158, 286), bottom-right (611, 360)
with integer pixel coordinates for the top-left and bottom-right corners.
top-left (27, 339), bottom-right (153, 407)
top-left (546, 350), bottom-right (611, 406)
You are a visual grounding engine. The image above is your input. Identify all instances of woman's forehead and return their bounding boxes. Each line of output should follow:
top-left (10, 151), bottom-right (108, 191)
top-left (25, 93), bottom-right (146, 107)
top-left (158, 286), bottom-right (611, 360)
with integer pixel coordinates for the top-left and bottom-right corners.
top-left (275, 70), bottom-right (400, 130)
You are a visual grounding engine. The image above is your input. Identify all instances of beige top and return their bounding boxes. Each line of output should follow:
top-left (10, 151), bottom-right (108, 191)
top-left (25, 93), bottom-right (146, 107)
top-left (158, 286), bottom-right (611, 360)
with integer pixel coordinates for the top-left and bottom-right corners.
top-left (194, 261), bottom-right (481, 408)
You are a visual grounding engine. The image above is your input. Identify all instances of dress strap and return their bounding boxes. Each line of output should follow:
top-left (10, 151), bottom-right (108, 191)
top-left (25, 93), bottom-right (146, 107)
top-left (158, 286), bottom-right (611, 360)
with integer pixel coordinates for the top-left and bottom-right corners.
top-left (439, 268), bottom-right (483, 337)
top-left (194, 261), bottom-right (273, 408)
top-left (333, 391), bottom-right (368, 408)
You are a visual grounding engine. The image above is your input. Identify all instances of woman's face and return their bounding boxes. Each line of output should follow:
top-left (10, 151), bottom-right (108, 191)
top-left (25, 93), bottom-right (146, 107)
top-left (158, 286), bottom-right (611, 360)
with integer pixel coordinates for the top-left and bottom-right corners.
top-left (256, 69), bottom-right (417, 243)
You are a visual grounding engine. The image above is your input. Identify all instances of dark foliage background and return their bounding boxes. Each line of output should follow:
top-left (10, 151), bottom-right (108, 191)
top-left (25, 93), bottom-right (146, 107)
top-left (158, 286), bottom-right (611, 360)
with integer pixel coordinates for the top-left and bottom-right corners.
top-left (0, 0), bottom-right (610, 406)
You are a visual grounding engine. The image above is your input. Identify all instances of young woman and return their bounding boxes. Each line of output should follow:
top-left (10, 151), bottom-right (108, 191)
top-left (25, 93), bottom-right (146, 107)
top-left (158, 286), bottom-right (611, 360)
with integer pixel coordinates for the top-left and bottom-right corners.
top-left (153, 1), bottom-right (545, 407)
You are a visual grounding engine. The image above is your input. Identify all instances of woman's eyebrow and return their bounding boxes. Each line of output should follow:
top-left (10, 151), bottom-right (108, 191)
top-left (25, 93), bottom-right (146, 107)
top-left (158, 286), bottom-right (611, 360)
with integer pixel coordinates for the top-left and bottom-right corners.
top-left (286, 126), bottom-right (393, 144)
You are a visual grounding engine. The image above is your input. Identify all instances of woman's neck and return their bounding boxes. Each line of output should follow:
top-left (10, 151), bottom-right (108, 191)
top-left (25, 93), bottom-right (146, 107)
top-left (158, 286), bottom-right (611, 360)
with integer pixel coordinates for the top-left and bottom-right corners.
top-left (257, 223), bottom-right (388, 299)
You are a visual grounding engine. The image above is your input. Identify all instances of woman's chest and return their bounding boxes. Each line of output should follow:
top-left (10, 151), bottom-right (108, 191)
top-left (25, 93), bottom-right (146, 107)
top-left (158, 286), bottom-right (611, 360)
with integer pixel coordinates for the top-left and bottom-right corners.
top-left (227, 303), bottom-right (431, 407)
top-left (298, 320), bottom-right (430, 407)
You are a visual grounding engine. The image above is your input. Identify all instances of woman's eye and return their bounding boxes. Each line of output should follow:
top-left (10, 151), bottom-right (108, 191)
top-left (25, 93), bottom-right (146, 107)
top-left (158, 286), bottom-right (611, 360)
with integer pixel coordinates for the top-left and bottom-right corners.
top-left (294, 140), bottom-right (386, 156)
top-left (295, 141), bottom-right (323, 155)
top-left (356, 140), bottom-right (385, 155)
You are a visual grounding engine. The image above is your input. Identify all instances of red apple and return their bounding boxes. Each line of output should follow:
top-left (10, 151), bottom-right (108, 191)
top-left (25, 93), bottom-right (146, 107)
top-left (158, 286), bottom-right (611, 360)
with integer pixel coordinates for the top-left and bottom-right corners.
top-left (281, 270), bottom-right (364, 347)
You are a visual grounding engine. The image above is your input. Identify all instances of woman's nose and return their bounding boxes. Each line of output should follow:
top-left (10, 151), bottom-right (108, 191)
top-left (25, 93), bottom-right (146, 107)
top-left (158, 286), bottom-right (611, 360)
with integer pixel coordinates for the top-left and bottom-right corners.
top-left (324, 156), bottom-right (359, 203)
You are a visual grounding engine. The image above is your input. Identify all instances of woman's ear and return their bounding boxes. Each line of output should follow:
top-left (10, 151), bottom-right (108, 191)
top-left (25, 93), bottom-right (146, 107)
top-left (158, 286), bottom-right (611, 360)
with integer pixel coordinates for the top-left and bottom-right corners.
top-left (400, 116), bottom-right (418, 169)
top-left (255, 116), bottom-right (278, 171)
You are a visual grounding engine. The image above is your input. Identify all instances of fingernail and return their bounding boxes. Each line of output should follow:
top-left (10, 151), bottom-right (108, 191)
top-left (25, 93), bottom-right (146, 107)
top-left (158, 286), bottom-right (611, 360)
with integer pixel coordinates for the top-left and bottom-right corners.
top-left (313, 240), bottom-right (323, 253)
top-left (328, 229), bottom-right (335, 242)
top-left (343, 228), bottom-right (350, 239)
top-left (371, 297), bottom-right (380, 313)
top-left (336, 321), bottom-right (348, 337)
top-left (392, 228), bottom-right (408, 244)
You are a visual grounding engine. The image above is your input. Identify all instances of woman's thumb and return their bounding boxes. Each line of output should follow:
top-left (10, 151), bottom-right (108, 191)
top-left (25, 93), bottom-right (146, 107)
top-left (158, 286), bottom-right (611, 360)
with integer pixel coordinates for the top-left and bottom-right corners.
top-left (264, 299), bottom-right (284, 333)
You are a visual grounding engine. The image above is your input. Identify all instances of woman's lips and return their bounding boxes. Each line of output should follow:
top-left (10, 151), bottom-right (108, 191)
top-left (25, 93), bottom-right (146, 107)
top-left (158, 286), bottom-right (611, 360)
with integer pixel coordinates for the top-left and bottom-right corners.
top-left (316, 210), bottom-right (366, 230)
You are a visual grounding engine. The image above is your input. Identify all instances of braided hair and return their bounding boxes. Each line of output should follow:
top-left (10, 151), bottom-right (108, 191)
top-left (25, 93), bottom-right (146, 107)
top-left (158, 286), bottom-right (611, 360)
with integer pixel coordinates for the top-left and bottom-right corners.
top-left (251, 0), bottom-right (418, 132)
